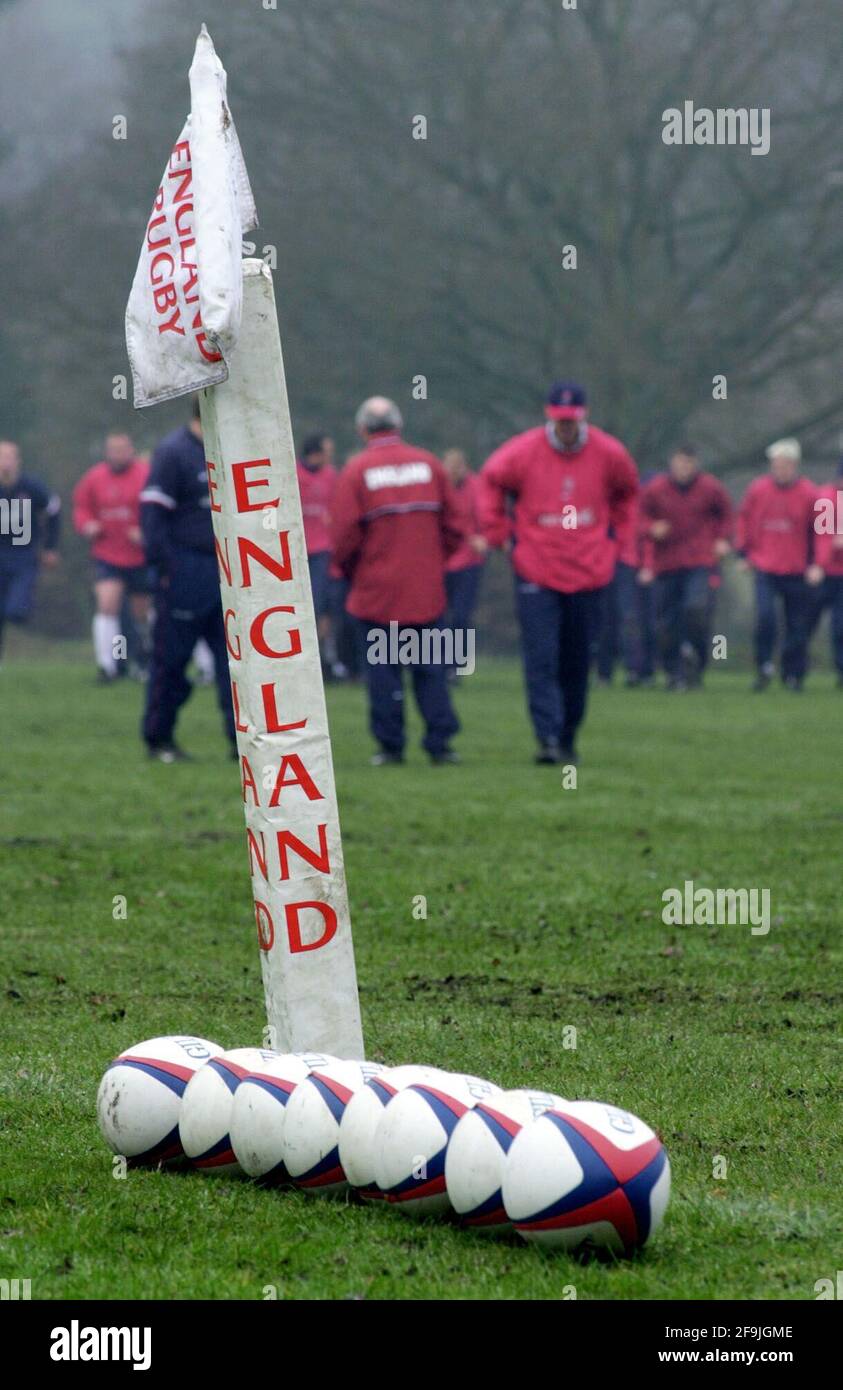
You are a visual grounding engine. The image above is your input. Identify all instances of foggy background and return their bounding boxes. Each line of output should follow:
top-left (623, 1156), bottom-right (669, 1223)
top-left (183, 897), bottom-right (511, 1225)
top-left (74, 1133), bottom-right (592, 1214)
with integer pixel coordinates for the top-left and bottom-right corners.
top-left (2, 0), bottom-right (843, 650)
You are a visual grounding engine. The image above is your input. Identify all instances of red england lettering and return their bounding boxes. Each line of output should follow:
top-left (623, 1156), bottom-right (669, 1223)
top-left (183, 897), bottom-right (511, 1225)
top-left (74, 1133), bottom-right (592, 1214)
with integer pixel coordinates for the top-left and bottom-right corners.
top-left (232, 459), bottom-right (279, 513)
top-left (206, 459), bottom-right (221, 513)
top-left (255, 901), bottom-right (274, 951)
top-left (250, 606), bottom-right (301, 660)
top-left (215, 536), bottom-right (232, 585)
top-left (277, 825), bottom-right (330, 881)
top-left (247, 829), bottom-right (268, 881)
top-left (237, 534), bottom-right (292, 587)
top-left (241, 755), bottom-right (259, 805)
top-left (260, 682), bottom-right (306, 734)
top-left (224, 610), bottom-right (241, 661)
top-left (231, 682), bottom-right (248, 733)
top-left (285, 901), bottom-right (337, 954)
top-left (268, 754), bottom-right (323, 805)
top-left (153, 284), bottom-right (178, 315)
top-left (168, 167), bottom-right (192, 204)
top-left (150, 252), bottom-right (175, 285)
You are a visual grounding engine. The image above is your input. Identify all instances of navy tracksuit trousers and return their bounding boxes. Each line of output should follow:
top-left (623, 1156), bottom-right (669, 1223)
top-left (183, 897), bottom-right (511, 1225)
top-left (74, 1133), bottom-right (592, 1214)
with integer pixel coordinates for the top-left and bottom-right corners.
top-left (0, 552), bottom-right (38, 655)
top-left (516, 580), bottom-right (604, 747)
top-left (358, 619), bottom-right (459, 756)
top-left (143, 551), bottom-right (235, 748)
top-left (753, 571), bottom-right (811, 680)
top-left (654, 566), bottom-right (712, 679)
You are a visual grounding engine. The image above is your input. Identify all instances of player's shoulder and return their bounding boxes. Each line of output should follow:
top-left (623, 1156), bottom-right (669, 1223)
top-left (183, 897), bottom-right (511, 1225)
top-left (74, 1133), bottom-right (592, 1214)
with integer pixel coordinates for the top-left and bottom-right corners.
top-left (342, 446), bottom-right (370, 477)
top-left (18, 471), bottom-right (49, 499)
top-left (486, 425), bottom-right (545, 464)
top-left (413, 443), bottom-right (445, 468)
top-left (154, 425), bottom-right (190, 457)
top-left (589, 424), bottom-right (634, 461)
top-left (389, 438), bottom-right (441, 467)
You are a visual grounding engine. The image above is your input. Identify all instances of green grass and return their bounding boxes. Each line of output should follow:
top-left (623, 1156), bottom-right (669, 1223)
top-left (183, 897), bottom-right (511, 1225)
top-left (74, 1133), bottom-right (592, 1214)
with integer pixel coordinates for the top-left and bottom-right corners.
top-left (1, 650), bottom-right (841, 1300)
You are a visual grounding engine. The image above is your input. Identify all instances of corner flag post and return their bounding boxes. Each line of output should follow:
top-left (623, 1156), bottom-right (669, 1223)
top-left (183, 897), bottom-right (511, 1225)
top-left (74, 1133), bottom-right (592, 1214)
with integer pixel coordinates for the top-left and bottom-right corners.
top-left (125, 26), bottom-right (363, 1058)
top-left (199, 259), bottom-right (364, 1058)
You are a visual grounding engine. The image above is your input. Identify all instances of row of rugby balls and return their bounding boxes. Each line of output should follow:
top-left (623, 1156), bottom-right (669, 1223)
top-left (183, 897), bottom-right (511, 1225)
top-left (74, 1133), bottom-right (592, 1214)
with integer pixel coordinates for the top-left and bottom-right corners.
top-left (96, 1036), bottom-right (670, 1253)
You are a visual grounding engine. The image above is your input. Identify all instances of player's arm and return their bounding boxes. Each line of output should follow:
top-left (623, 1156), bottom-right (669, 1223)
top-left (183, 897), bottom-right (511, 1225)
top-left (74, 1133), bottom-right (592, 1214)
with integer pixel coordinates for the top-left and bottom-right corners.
top-left (607, 445), bottom-right (640, 547)
top-left (72, 472), bottom-right (101, 540)
top-left (477, 442), bottom-right (519, 548)
top-left (329, 467), bottom-right (365, 576)
top-left (439, 466), bottom-right (468, 560)
top-left (805, 482), bottom-right (822, 578)
top-left (639, 480), bottom-right (670, 541)
top-left (735, 483), bottom-right (755, 565)
top-left (813, 489), bottom-right (833, 572)
top-left (29, 477), bottom-right (62, 562)
top-left (711, 478), bottom-right (734, 557)
top-left (140, 444), bottom-right (179, 574)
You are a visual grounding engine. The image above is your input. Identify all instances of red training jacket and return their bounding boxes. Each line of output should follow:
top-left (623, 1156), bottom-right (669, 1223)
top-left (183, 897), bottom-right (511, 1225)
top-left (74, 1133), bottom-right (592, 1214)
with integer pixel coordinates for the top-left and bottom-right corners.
top-left (639, 471), bottom-right (733, 575)
top-left (72, 459), bottom-right (149, 568)
top-left (478, 424), bottom-right (638, 593)
top-left (330, 433), bottom-right (464, 624)
top-left (446, 472), bottom-right (486, 573)
top-left (737, 475), bottom-right (817, 575)
top-left (617, 495), bottom-right (645, 568)
top-left (814, 483), bottom-right (843, 576)
top-left (296, 461), bottom-right (337, 556)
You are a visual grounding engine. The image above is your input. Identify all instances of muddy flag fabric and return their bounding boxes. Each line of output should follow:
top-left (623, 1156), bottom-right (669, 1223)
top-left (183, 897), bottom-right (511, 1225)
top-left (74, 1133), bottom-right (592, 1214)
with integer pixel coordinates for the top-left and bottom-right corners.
top-left (125, 25), bottom-right (257, 408)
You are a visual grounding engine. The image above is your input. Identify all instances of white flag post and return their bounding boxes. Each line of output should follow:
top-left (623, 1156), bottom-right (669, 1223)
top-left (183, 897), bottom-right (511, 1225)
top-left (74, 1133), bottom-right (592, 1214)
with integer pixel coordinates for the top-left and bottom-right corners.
top-left (199, 261), bottom-right (364, 1059)
top-left (125, 26), bottom-right (364, 1058)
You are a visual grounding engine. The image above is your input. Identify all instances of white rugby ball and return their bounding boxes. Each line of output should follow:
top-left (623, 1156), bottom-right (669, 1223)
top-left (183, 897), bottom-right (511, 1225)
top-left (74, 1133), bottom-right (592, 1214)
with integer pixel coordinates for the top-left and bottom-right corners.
top-left (282, 1060), bottom-right (385, 1194)
top-left (445, 1088), bottom-right (567, 1232)
top-left (374, 1073), bottom-right (502, 1217)
top-left (96, 1034), bottom-right (224, 1165)
top-left (229, 1052), bottom-right (338, 1181)
top-left (502, 1099), bottom-right (671, 1254)
top-left (179, 1047), bottom-right (278, 1174)
top-left (338, 1065), bottom-right (449, 1197)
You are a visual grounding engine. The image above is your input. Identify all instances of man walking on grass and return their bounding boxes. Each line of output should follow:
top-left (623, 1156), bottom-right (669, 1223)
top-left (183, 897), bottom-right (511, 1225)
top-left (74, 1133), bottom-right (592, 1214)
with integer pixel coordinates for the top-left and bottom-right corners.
top-left (331, 397), bottom-right (465, 766)
top-left (479, 381), bottom-right (638, 765)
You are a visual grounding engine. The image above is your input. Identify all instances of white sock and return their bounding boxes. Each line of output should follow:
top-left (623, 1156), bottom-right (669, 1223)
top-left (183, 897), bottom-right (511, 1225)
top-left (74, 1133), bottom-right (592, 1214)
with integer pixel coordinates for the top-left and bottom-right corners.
top-left (94, 614), bottom-right (120, 675)
top-left (193, 639), bottom-right (215, 680)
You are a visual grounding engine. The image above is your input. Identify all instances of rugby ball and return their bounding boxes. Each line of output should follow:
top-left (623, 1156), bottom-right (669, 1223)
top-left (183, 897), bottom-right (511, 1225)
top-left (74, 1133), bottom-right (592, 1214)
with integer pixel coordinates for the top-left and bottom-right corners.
top-left (229, 1052), bottom-right (338, 1181)
top-left (179, 1047), bottom-right (279, 1174)
top-left (338, 1065), bottom-right (449, 1197)
top-left (502, 1099), bottom-right (671, 1254)
top-left (374, 1073), bottom-right (502, 1216)
top-left (445, 1088), bottom-right (567, 1232)
top-left (96, 1034), bottom-right (224, 1165)
top-left (282, 1060), bottom-right (386, 1194)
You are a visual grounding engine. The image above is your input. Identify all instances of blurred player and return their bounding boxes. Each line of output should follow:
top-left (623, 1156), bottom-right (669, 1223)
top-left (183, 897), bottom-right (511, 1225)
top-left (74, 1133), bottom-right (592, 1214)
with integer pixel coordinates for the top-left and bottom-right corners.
top-left (296, 432), bottom-right (342, 677)
top-left (737, 438), bottom-right (818, 691)
top-left (331, 397), bottom-right (464, 764)
top-left (442, 448), bottom-right (487, 679)
top-left (638, 446), bottom-right (733, 690)
top-left (0, 439), bottom-right (61, 662)
top-left (139, 401), bottom-right (235, 761)
top-left (479, 381), bottom-right (638, 764)
top-left (72, 432), bottom-right (151, 682)
top-left (809, 457), bottom-right (843, 686)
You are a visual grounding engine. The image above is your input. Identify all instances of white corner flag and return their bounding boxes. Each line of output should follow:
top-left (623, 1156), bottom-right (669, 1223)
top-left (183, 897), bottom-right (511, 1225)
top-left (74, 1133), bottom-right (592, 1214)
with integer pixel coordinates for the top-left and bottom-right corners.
top-left (125, 29), bottom-right (364, 1059)
top-left (125, 24), bottom-right (258, 408)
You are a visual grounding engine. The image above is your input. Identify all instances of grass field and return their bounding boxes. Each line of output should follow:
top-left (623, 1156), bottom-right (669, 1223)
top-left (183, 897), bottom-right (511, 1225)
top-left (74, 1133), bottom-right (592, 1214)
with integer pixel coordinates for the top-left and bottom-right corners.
top-left (1, 649), bottom-right (841, 1301)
